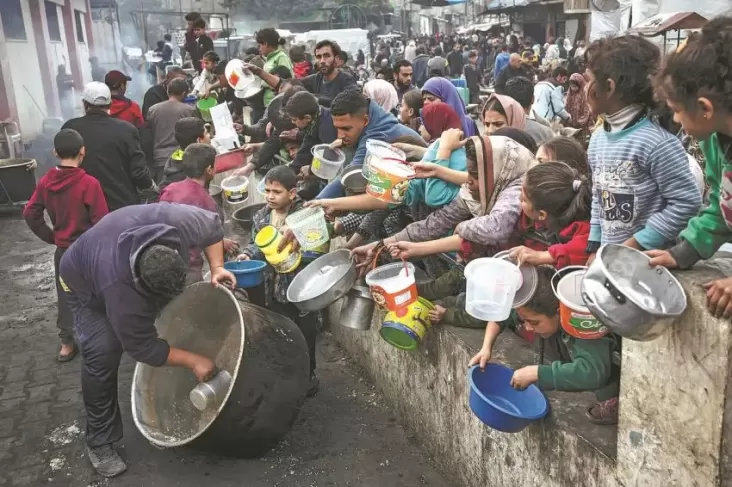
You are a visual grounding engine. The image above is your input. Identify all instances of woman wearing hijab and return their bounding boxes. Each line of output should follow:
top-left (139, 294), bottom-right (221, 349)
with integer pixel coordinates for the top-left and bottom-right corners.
top-left (363, 79), bottom-right (399, 115)
top-left (543, 37), bottom-right (560, 68)
top-left (351, 135), bottom-right (536, 261)
top-left (405, 41), bottom-right (417, 62)
top-left (557, 37), bottom-right (568, 60)
top-left (422, 77), bottom-right (479, 137)
top-left (481, 93), bottom-right (526, 134)
top-left (565, 73), bottom-right (594, 138)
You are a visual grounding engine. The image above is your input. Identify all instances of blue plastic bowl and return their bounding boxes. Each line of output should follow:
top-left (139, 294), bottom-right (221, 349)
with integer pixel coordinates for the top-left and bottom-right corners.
top-left (468, 364), bottom-right (549, 433)
top-left (224, 260), bottom-right (267, 288)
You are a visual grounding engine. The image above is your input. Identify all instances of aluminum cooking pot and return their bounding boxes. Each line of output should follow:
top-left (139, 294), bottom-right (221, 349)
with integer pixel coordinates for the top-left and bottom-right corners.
top-left (287, 249), bottom-right (357, 312)
top-left (580, 244), bottom-right (687, 341)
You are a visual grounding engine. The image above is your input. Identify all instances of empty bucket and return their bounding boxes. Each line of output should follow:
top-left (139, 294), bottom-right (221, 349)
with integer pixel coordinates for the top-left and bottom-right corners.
top-left (551, 266), bottom-right (608, 339)
top-left (365, 248), bottom-right (417, 311)
top-left (310, 144), bottom-right (345, 180)
top-left (221, 176), bottom-right (249, 203)
top-left (464, 258), bottom-right (522, 321)
top-left (285, 207), bottom-right (330, 251)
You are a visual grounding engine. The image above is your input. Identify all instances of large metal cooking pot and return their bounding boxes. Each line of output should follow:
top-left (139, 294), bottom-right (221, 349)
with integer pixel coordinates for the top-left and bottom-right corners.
top-left (339, 283), bottom-right (374, 330)
top-left (580, 244), bottom-right (687, 341)
top-left (287, 249), bottom-right (357, 312)
top-left (0, 158), bottom-right (36, 204)
top-left (232, 203), bottom-right (265, 232)
top-left (131, 283), bottom-right (309, 457)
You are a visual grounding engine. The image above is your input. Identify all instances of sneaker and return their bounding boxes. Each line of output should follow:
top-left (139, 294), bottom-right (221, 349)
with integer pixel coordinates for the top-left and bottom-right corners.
top-left (586, 397), bottom-right (619, 425)
top-left (86, 444), bottom-right (127, 478)
top-left (307, 373), bottom-right (320, 398)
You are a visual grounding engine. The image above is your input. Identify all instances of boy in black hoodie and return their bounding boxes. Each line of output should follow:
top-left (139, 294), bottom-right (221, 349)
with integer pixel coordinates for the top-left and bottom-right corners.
top-left (158, 117), bottom-right (211, 191)
top-left (23, 129), bottom-right (109, 361)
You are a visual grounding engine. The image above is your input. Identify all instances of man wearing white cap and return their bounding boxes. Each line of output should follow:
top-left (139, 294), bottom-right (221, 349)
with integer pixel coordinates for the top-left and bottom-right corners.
top-left (62, 82), bottom-right (155, 211)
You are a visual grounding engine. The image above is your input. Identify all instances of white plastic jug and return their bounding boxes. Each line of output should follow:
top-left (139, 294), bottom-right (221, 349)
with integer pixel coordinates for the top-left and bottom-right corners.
top-left (464, 258), bottom-right (522, 321)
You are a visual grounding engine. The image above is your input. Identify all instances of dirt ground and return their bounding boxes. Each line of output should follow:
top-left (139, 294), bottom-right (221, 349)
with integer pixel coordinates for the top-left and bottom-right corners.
top-left (0, 209), bottom-right (451, 487)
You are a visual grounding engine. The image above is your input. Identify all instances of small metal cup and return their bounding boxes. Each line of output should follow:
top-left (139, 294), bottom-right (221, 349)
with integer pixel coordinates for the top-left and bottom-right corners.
top-left (189, 369), bottom-right (232, 411)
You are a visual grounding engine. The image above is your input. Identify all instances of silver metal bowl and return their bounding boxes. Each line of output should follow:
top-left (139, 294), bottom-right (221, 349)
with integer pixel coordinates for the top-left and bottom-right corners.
top-left (342, 164), bottom-right (368, 194)
top-left (287, 249), bottom-right (357, 312)
top-left (581, 244), bottom-right (687, 341)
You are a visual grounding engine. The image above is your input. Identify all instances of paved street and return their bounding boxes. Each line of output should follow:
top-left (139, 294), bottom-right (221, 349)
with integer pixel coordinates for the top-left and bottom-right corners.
top-left (0, 211), bottom-right (450, 487)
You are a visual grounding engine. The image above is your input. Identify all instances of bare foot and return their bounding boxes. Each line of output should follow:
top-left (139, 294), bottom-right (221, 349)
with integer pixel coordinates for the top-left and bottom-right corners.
top-left (58, 343), bottom-right (77, 362)
top-left (60, 344), bottom-right (74, 356)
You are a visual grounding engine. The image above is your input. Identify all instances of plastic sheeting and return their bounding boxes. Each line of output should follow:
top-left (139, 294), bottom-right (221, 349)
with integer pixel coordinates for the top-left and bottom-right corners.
top-left (590, 0), bottom-right (632, 40)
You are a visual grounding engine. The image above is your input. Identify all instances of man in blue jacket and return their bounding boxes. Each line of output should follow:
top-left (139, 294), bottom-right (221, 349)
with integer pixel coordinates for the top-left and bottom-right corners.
top-left (59, 204), bottom-right (235, 478)
top-left (316, 90), bottom-right (421, 199)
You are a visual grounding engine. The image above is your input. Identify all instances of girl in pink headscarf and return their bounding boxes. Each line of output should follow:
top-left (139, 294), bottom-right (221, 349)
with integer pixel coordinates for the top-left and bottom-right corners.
top-left (481, 93), bottom-right (526, 134)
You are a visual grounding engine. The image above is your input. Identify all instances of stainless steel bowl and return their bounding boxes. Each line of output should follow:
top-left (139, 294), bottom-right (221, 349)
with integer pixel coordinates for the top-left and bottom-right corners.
top-left (287, 249), bottom-right (357, 312)
top-left (581, 244), bottom-right (687, 341)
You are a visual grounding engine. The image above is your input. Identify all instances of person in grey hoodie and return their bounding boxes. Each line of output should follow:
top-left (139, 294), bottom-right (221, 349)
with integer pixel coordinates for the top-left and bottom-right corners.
top-left (315, 90), bottom-right (421, 199)
top-left (59, 204), bottom-right (235, 478)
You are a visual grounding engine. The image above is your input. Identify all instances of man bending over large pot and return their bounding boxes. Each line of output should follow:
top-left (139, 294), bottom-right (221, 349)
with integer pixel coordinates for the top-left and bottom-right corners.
top-left (59, 203), bottom-right (236, 478)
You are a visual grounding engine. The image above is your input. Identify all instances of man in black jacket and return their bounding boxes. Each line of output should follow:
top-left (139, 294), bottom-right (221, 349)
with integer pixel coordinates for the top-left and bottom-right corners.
top-left (447, 43), bottom-right (464, 77)
top-left (141, 67), bottom-right (186, 118)
top-left (62, 82), bottom-right (156, 211)
top-left (495, 53), bottom-right (532, 95)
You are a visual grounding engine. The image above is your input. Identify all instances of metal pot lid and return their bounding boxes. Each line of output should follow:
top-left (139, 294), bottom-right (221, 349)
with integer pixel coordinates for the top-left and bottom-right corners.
top-left (594, 244), bottom-right (687, 317)
top-left (287, 249), bottom-right (355, 303)
top-left (494, 250), bottom-right (538, 308)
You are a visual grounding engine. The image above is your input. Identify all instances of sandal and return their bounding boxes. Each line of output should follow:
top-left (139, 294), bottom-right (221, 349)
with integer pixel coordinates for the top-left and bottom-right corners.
top-left (586, 397), bottom-right (619, 425)
top-left (57, 344), bottom-right (78, 363)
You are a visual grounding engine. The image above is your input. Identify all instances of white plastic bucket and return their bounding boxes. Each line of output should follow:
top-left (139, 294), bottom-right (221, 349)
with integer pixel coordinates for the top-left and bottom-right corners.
top-left (311, 144), bottom-right (346, 180)
top-left (285, 207), bottom-right (330, 250)
top-left (365, 260), bottom-right (417, 311)
top-left (221, 176), bottom-right (249, 203)
top-left (363, 140), bottom-right (406, 180)
top-left (464, 258), bottom-right (522, 321)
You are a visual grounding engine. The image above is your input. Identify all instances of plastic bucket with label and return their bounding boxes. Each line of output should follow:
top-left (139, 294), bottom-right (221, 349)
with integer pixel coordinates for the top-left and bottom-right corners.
top-left (285, 207), bottom-right (330, 251)
top-left (221, 176), bottom-right (249, 203)
top-left (380, 297), bottom-right (434, 351)
top-left (365, 247), bottom-right (417, 311)
top-left (366, 158), bottom-right (414, 204)
top-left (362, 140), bottom-right (406, 180)
top-left (310, 144), bottom-right (345, 180)
top-left (551, 266), bottom-right (608, 339)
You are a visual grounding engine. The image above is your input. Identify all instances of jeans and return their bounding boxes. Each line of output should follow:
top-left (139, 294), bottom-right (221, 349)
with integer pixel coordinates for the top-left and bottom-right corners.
top-left (54, 247), bottom-right (75, 345)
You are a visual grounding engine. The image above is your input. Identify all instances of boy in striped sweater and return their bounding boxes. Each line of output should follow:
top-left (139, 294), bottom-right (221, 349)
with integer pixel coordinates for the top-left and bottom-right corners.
top-left (583, 35), bottom-right (701, 255)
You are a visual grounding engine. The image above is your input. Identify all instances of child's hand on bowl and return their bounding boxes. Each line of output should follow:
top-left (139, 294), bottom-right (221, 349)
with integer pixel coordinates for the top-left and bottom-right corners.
top-left (469, 347), bottom-right (492, 370)
top-left (236, 253), bottom-right (250, 261)
top-left (510, 366), bottom-right (539, 390)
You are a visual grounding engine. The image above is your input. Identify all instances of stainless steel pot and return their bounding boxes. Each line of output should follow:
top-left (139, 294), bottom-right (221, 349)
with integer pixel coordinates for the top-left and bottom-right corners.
top-left (339, 285), bottom-right (374, 330)
top-left (580, 244), bottom-right (687, 341)
top-left (287, 249), bottom-right (357, 312)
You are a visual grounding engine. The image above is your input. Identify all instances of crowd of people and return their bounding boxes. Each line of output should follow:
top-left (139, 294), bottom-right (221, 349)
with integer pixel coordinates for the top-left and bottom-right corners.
top-left (18, 12), bottom-right (732, 478)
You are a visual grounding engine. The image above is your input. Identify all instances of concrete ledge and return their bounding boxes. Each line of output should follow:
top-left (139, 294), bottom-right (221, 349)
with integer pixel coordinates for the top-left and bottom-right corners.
top-left (328, 253), bottom-right (732, 487)
top-left (328, 301), bottom-right (618, 487)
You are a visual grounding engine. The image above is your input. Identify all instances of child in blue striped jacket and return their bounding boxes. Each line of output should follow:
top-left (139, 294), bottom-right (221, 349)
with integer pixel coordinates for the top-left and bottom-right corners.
top-left (582, 35), bottom-right (702, 256)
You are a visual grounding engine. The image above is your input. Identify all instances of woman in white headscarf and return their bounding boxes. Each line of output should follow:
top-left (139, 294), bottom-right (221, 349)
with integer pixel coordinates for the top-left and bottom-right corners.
top-left (405, 40), bottom-right (417, 62)
top-left (363, 79), bottom-right (399, 115)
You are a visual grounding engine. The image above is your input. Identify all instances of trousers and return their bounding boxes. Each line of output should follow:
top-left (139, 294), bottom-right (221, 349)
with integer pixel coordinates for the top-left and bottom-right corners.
top-left (54, 247), bottom-right (75, 345)
top-left (66, 293), bottom-right (124, 447)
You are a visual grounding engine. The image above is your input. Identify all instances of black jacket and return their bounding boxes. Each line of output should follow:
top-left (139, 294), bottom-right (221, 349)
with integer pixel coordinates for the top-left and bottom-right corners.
top-left (142, 84), bottom-right (167, 119)
top-left (495, 65), bottom-right (532, 94)
top-left (62, 109), bottom-right (153, 211)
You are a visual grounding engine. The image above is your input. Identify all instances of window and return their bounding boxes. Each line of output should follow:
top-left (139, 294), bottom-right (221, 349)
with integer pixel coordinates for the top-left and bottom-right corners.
top-left (45, 1), bottom-right (61, 42)
top-left (74, 10), bottom-right (84, 43)
top-left (0, 0), bottom-right (27, 41)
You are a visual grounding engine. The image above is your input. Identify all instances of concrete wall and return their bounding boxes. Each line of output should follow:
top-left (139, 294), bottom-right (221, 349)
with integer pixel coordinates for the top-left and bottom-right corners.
top-left (4, 0), bottom-right (47, 138)
top-left (329, 254), bottom-right (732, 487)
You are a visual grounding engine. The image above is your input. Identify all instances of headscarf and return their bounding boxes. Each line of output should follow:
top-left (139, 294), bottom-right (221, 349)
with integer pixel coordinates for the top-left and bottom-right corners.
top-left (492, 127), bottom-right (537, 154)
top-left (482, 93), bottom-right (526, 131)
top-left (422, 77), bottom-right (478, 136)
top-left (460, 135), bottom-right (536, 217)
top-left (565, 73), bottom-right (593, 130)
top-left (557, 37), bottom-right (568, 59)
top-left (363, 79), bottom-right (399, 113)
top-left (563, 38), bottom-right (573, 55)
top-left (421, 101), bottom-right (462, 140)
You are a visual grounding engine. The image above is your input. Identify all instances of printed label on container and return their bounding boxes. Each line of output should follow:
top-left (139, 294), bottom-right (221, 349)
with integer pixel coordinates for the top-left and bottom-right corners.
top-left (370, 284), bottom-right (418, 311)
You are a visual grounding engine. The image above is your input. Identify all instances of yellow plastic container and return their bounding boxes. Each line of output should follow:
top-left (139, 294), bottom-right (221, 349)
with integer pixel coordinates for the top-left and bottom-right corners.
top-left (254, 225), bottom-right (301, 274)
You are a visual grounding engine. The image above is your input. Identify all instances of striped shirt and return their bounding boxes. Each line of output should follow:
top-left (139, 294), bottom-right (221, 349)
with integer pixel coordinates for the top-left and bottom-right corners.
top-left (588, 119), bottom-right (702, 249)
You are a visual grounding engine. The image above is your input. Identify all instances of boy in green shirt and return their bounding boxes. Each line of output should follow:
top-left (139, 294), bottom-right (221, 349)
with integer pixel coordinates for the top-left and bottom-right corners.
top-left (256, 28), bottom-right (293, 106)
top-left (469, 266), bottom-right (620, 424)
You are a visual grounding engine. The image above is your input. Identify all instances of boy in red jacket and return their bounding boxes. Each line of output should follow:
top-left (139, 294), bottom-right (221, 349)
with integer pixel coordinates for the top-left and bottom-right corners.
top-left (23, 129), bottom-right (109, 361)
